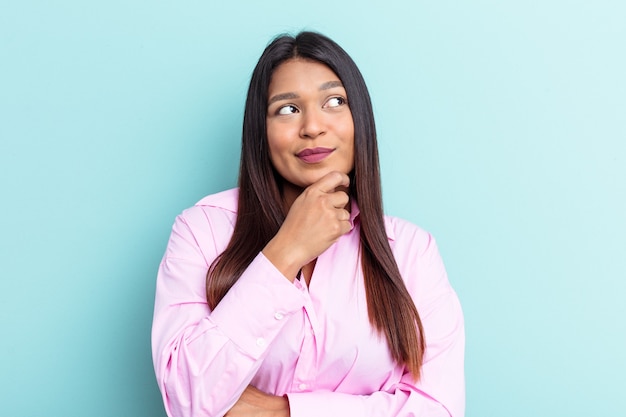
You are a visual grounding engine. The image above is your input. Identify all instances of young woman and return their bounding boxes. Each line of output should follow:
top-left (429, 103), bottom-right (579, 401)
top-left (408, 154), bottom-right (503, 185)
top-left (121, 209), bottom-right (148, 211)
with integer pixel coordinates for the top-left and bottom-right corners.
top-left (152, 31), bottom-right (465, 417)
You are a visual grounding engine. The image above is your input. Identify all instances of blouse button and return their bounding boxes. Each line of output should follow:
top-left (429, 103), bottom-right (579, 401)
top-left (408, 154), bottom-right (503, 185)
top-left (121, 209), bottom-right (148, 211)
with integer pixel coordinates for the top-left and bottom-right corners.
top-left (298, 383), bottom-right (307, 390)
top-left (256, 337), bottom-right (266, 347)
top-left (274, 312), bottom-right (284, 320)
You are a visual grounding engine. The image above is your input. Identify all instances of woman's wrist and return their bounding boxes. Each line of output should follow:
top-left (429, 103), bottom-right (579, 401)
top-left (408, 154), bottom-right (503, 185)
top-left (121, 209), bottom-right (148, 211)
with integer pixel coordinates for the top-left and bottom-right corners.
top-left (262, 237), bottom-right (304, 282)
top-left (273, 395), bottom-right (290, 417)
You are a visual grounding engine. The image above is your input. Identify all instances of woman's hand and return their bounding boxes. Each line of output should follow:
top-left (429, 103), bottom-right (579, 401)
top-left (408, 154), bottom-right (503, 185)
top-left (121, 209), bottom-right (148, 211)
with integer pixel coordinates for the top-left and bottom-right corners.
top-left (262, 171), bottom-right (351, 280)
top-left (225, 385), bottom-right (290, 417)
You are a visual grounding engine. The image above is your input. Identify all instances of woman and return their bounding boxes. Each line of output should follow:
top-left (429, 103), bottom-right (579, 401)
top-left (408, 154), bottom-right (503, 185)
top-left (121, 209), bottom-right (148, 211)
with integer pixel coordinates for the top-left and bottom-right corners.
top-left (152, 31), bottom-right (465, 417)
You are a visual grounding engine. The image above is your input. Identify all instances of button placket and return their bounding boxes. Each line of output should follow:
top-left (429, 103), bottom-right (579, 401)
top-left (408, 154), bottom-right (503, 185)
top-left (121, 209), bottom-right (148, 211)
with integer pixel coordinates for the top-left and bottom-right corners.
top-left (291, 304), bottom-right (318, 392)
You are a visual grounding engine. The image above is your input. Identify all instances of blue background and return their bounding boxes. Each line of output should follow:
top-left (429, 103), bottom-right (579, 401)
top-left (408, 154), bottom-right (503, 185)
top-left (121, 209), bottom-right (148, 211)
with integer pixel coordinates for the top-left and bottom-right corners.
top-left (1, 1), bottom-right (624, 416)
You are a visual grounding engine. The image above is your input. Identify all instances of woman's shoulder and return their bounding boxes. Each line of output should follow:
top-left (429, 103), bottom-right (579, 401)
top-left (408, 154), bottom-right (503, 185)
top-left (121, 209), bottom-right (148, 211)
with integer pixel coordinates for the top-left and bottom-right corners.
top-left (383, 215), bottom-right (452, 306)
top-left (169, 188), bottom-right (239, 257)
top-left (194, 188), bottom-right (239, 212)
top-left (383, 214), bottom-right (435, 257)
top-left (176, 188), bottom-right (239, 232)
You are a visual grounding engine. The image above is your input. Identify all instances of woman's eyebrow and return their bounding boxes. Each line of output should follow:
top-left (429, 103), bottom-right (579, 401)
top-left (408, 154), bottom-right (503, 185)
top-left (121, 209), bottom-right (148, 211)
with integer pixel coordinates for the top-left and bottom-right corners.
top-left (319, 80), bottom-right (343, 90)
top-left (268, 92), bottom-right (299, 105)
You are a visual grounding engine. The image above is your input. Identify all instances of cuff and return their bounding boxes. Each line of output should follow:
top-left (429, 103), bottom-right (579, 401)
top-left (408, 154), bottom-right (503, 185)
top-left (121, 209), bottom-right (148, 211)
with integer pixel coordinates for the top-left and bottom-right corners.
top-left (209, 252), bottom-right (307, 359)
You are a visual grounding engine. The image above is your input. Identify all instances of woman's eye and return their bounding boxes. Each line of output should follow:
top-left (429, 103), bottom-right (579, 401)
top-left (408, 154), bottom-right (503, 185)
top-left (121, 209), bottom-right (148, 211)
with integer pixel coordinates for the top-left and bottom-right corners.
top-left (277, 105), bottom-right (298, 115)
top-left (325, 97), bottom-right (346, 108)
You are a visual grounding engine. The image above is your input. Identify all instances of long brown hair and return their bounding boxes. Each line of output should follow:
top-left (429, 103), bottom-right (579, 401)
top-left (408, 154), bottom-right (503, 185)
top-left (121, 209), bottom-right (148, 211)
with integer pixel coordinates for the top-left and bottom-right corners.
top-left (206, 31), bottom-right (425, 379)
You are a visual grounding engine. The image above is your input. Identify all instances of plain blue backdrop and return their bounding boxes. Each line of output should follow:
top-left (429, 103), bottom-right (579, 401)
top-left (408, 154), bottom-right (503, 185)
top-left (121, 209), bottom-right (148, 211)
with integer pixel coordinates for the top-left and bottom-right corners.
top-left (1, 1), bottom-right (624, 416)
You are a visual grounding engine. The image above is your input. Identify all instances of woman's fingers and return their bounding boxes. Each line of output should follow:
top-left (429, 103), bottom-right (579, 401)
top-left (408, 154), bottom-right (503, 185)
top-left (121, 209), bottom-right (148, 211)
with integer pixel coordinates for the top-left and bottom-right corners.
top-left (313, 171), bottom-right (350, 194)
top-left (262, 171), bottom-right (354, 280)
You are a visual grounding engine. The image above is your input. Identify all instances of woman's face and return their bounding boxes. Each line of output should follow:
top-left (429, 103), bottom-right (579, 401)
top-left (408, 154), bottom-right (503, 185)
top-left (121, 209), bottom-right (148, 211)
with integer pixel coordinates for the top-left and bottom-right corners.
top-left (266, 59), bottom-right (354, 193)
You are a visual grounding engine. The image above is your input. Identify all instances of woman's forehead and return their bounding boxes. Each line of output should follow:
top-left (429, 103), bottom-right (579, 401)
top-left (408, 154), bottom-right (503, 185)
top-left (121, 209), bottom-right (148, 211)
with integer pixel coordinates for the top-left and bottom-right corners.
top-left (268, 59), bottom-right (342, 94)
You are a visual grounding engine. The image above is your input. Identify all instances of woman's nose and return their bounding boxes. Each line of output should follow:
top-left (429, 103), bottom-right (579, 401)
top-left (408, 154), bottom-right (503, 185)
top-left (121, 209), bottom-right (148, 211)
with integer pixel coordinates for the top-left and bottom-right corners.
top-left (299, 109), bottom-right (326, 139)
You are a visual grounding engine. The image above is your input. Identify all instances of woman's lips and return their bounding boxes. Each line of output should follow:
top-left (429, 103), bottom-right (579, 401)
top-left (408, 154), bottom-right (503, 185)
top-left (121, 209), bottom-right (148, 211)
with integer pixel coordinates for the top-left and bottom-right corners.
top-left (296, 147), bottom-right (334, 163)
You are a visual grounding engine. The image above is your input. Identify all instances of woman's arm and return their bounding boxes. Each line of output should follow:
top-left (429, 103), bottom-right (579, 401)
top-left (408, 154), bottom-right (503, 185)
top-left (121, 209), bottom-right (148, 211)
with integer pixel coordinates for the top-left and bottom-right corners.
top-left (153, 173), bottom-right (352, 417)
top-left (286, 287), bottom-right (464, 417)
top-left (226, 225), bottom-right (465, 417)
top-left (154, 181), bottom-right (464, 417)
top-left (152, 207), bottom-right (306, 417)
top-left (224, 287), bottom-right (463, 417)
top-left (286, 224), bottom-right (464, 417)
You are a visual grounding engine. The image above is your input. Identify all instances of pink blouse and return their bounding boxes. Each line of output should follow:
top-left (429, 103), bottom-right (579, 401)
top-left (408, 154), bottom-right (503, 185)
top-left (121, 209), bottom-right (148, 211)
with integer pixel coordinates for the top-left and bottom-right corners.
top-left (152, 188), bottom-right (465, 417)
